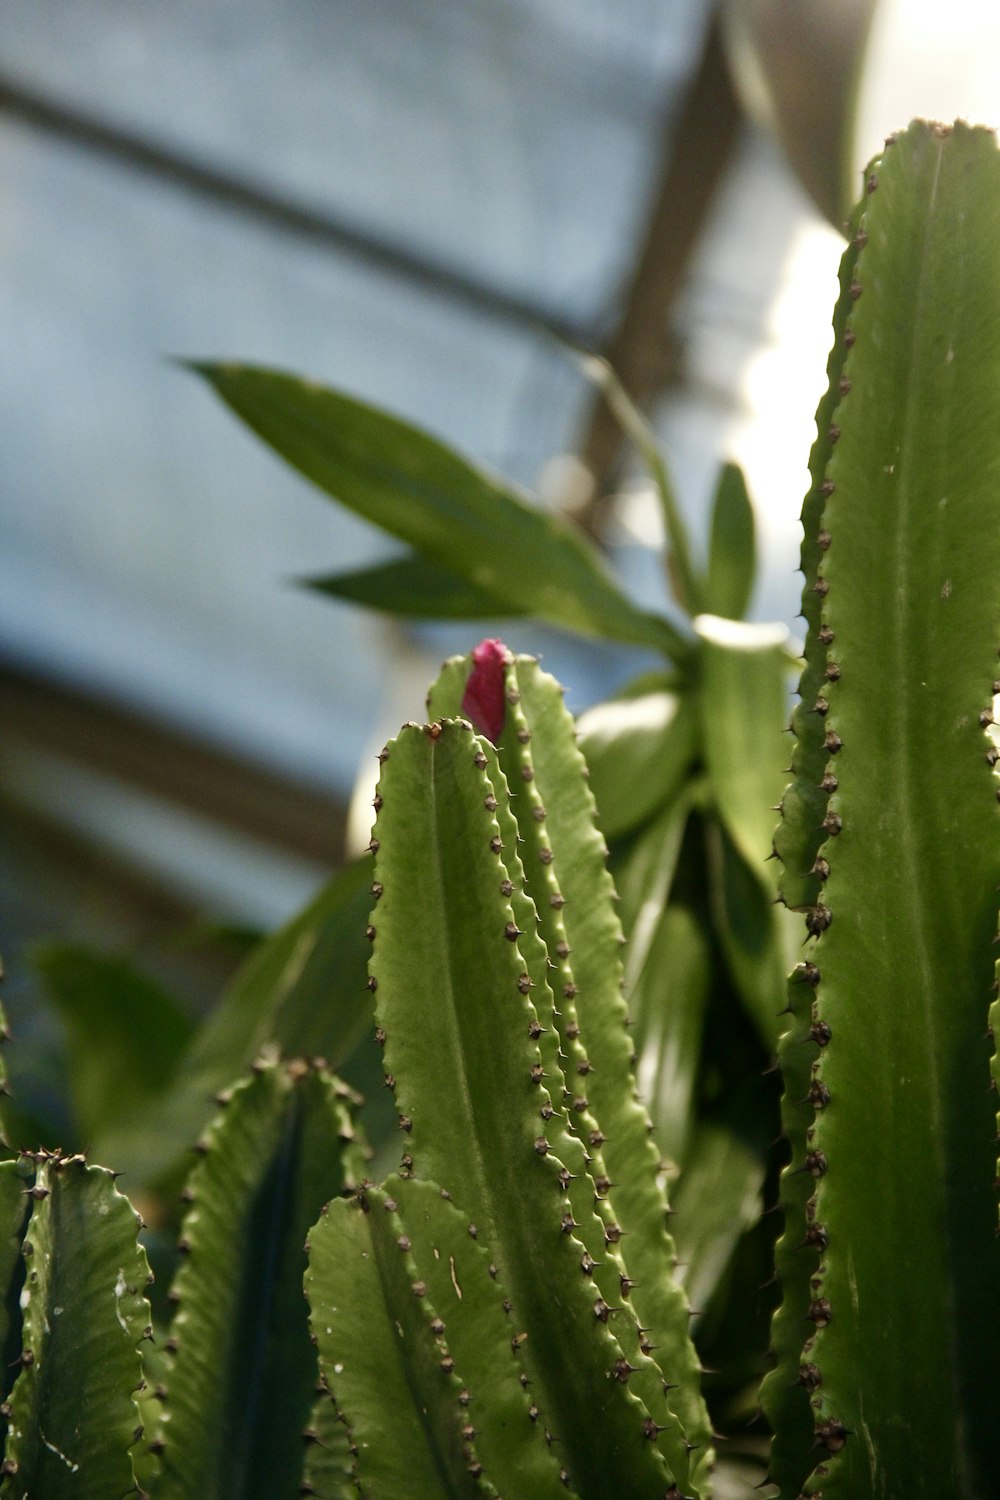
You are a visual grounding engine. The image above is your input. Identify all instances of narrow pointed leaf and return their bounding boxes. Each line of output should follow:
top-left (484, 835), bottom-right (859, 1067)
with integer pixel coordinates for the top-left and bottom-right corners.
top-left (575, 353), bottom-right (703, 616)
top-left (704, 819), bottom-right (787, 1048)
top-left (629, 904), bottom-right (710, 1169)
top-left (704, 462), bottom-right (756, 621)
top-left (693, 614), bottom-right (791, 880)
top-left (193, 363), bottom-right (686, 656)
top-left (612, 791), bottom-right (692, 979)
top-left (671, 1120), bottom-right (766, 1323)
top-left (303, 552), bottom-right (520, 619)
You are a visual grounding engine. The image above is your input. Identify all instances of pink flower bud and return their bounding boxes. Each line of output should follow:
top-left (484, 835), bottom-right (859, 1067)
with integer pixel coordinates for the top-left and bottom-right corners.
top-left (461, 638), bottom-right (509, 743)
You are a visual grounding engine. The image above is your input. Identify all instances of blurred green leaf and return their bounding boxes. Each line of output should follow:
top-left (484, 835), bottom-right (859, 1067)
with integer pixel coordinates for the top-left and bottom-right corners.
top-left (303, 551), bottom-right (521, 619)
top-left (631, 904), bottom-right (710, 1168)
top-left (613, 790), bottom-right (693, 974)
top-left (33, 946), bottom-right (194, 1145)
top-left (165, 918), bottom-right (265, 959)
top-left (577, 688), bottom-right (698, 841)
top-left (694, 613), bottom-right (791, 880)
top-left (704, 820), bottom-right (785, 1048)
top-left (672, 1120), bottom-right (766, 1325)
top-left (575, 353), bottom-right (704, 616)
top-left (193, 362), bottom-right (687, 657)
top-left (94, 860), bottom-right (373, 1189)
top-left (722, 0), bottom-right (878, 225)
top-left (705, 463), bottom-right (755, 620)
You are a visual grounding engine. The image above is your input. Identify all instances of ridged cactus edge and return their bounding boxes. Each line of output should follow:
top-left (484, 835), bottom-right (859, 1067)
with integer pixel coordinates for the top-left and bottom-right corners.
top-left (763, 121), bottom-right (1000, 1500)
top-left (332, 642), bottom-right (713, 1499)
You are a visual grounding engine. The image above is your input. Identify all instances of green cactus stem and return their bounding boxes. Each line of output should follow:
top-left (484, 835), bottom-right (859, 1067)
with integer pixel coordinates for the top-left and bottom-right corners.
top-left (764, 121), bottom-right (1000, 1498)
top-left (429, 650), bottom-right (713, 1489)
top-left (155, 1057), bottom-right (362, 1500)
top-left (308, 1175), bottom-right (575, 1500)
top-left (300, 1382), bottom-right (356, 1500)
top-left (1, 1153), bottom-right (153, 1498)
top-left (771, 202), bottom-right (866, 917)
top-left (307, 1180), bottom-right (493, 1500)
top-left (366, 716), bottom-right (703, 1498)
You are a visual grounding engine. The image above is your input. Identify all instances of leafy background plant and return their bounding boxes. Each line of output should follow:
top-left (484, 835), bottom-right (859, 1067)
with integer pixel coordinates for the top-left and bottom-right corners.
top-left (29, 345), bottom-right (798, 1454)
top-left (0, 117), bottom-right (998, 1499)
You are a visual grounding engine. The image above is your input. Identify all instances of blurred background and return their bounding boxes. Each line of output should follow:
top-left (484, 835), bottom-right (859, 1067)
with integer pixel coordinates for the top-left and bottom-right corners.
top-left (2, 0), bottom-right (999, 1089)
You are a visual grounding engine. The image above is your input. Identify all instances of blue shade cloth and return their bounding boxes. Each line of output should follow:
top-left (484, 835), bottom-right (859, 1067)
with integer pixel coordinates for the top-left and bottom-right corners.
top-left (0, 0), bottom-right (711, 793)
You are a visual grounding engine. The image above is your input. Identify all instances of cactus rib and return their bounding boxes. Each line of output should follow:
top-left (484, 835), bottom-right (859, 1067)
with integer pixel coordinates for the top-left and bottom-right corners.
top-left (368, 719), bottom-right (687, 1498)
top-left (766, 122), bottom-right (1000, 1499)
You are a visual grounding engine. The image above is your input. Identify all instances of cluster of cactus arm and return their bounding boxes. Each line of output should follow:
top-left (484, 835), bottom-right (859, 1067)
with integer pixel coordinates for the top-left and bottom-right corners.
top-left (2, 118), bottom-right (999, 1500)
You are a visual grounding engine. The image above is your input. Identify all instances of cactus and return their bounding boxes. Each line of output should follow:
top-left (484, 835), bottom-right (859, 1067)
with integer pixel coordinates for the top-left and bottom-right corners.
top-left (193, 326), bottom-right (800, 1408)
top-left (332, 658), bottom-right (712, 1498)
top-left (0, 1151), bottom-right (153, 1498)
top-left (152, 1057), bottom-right (364, 1499)
top-left (761, 121), bottom-right (1000, 1498)
top-left (0, 1055), bottom-right (364, 1499)
top-left (1, 114), bottom-right (999, 1499)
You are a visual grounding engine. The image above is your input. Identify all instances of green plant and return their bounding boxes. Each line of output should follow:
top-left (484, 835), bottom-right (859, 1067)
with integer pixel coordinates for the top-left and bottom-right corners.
top-left (1, 117), bottom-right (999, 1498)
top-left (761, 120), bottom-right (1000, 1496)
top-left (310, 643), bottom-right (715, 1498)
top-left (184, 274), bottom-right (802, 1432)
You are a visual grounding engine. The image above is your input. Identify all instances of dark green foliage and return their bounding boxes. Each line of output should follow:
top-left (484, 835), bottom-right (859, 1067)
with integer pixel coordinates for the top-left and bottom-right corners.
top-left (33, 945), bottom-right (194, 1148)
top-left (0, 115), bottom-right (996, 1500)
top-left (763, 122), bottom-right (1000, 1498)
top-left (96, 861), bottom-right (374, 1193)
top-left (705, 463), bottom-right (756, 621)
top-left (1, 1154), bottom-right (152, 1498)
top-left (190, 362), bottom-right (685, 657)
top-left (154, 1059), bottom-right (362, 1500)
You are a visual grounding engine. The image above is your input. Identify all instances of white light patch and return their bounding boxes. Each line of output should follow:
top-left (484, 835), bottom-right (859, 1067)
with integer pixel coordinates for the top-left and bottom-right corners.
top-left (113, 1269), bottom-right (130, 1334)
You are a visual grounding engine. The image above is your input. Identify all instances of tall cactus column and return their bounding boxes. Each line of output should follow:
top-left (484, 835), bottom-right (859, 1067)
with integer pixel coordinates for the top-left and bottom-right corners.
top-left (763, 122), bottom-right (1000, 1498)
